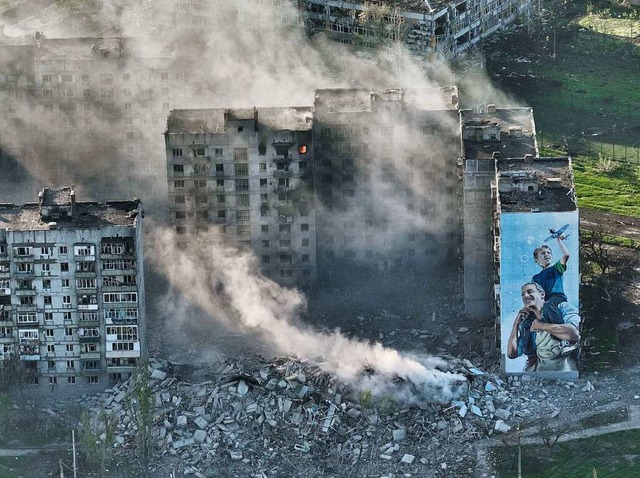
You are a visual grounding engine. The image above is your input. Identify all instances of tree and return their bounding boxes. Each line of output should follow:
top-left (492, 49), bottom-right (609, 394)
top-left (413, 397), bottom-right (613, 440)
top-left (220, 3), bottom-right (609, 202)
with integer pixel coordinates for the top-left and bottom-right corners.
top-left (582, 228), bottom-right (612, 276)
top-left (79, 409), bottom-right (118, 478)
top-left (128, 362), bottom-right (155, 478)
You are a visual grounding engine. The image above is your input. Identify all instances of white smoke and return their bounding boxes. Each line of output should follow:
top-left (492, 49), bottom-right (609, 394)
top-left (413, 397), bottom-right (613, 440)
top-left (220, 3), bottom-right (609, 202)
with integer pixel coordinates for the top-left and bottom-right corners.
top-left (150, 225), bottom-right (467, 405)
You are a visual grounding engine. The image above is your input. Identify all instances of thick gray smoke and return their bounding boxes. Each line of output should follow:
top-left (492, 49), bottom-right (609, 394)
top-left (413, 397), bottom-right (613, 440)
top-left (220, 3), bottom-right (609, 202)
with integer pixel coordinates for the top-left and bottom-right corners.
top-left (150, 225), bottom-right (467, 405)
top-left (0, 0), bottom-right (498, 403)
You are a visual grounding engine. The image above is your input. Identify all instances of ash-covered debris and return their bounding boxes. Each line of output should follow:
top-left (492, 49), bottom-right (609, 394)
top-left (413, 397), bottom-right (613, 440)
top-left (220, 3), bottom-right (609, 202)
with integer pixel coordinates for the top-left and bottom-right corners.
top-left (79, 357), bottom-right (561, 477)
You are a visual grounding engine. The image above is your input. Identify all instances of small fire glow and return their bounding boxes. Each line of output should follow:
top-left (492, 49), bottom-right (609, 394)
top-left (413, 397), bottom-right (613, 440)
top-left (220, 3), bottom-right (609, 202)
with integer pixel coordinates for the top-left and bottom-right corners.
top-left (298, 144), bottom-right (307, 154)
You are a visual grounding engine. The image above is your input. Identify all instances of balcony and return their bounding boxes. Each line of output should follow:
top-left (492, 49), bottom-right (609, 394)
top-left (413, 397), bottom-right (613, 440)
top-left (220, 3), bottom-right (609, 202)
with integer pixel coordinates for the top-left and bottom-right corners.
top-left (14, 288), bottom-right (36, 296)
top-left (106, 365), bottom-right (136, 374)
top-left (75, 271), bottom-right (97, 278)
top-left (78, 304), bottom-right (99, 311)
top-left (80, 352), bottom-right (101, 360)
top-left (15, 271), bottom-right (35, 279)
top-left (13, 254), bottom-right (34, 262)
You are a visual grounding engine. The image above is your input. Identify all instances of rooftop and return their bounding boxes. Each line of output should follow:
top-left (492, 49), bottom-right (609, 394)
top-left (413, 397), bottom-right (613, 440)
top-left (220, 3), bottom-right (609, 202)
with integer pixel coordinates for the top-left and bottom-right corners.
top-left (0, 200), bottom-right (141, 231)
top-left (496, 157), bottom-right (577, 213)
top-left (314, 87), bottom-right (458, 114)
top-left (461, 107), bottom-right (537, 160)
top-left (304, 0), bottom-right (449, 15)
top-left (166, 107), bottom-right (314, 134)
top-left (40, 186), bottom-right (73, 207)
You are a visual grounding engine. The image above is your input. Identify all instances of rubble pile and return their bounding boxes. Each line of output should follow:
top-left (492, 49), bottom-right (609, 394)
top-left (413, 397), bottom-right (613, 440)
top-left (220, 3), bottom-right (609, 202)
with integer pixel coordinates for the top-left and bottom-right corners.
top-left (83, 357), bottom-right (558, 477)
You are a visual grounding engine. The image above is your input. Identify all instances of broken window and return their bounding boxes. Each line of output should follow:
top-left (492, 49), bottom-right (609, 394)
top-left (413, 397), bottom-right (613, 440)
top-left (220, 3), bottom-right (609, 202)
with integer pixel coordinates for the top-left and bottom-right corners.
top-left (175, 211), bottom-right (186, 219)
top-left (196, 195), bottom-right (207, 205)
top-left (237, 225), bottom-right (250, 237)
top-left (173, 164), bottom-right (184, 174)
top-left (302, 254), bottom-right (310, 262)
top-left (233, 148), bottom-right (248, 161)
top-left (235, 163), bottom-right (249, 175)
top-left (215, 148), bottom-right (223, 156)
top-left (174, 180), bottom-right (185, 188)
top-left (261, 225), bottom-right (269, 233)
top-left (237, 210), bottom-right (250, 222)
top-left (262, 255), bottom-right (270, 263)
top-left (259, 162), bottom-right (267, 172)
top-left (235, 179), bottom-right (249, 191)
top-left (280, 254), bottom-right (292, 264)
top-left (260, 179), bottom-right (268, 188)
top-left (194, 163), bottom-right (209, 174)
top-left (237, 194), bottom-right (250, 207)
top-left (301, 223), bottom-right (309, 232)
top-left (174, 196), bottom-right (185, 204)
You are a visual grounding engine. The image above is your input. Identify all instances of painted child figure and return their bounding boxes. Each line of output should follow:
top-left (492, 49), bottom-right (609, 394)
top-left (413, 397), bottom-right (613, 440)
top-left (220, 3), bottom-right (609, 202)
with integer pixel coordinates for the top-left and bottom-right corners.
top-left (532, 235), bottom-right (578, 355)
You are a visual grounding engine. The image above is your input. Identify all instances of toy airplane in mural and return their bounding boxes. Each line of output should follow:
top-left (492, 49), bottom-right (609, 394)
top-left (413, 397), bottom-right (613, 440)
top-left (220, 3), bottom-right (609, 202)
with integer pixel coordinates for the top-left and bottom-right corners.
top-left (544, 224), bottom-right (571, 242)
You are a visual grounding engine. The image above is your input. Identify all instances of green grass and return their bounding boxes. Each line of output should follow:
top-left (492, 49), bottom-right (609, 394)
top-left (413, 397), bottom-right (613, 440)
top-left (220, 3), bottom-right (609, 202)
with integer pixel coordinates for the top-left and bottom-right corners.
top-left (578, 14), bottom-right (640, 39)
top-left (493, 429), bottom-right (640, 477)
top-left (478, 2), bottom-right (640, 214)
top-left (0, 456), bottom-right (28, 478)
top-left (572, 157), bottom-right (640, 217)
top-left (579, 407), bottom-right (629, 429)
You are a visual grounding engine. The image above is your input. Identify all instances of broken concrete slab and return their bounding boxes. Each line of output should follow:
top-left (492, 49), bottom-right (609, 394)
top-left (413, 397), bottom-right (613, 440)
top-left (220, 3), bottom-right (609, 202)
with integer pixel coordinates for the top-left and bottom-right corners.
top-left (151, 369), bottom-right (167, 381)
top-left (401, 454), bottom-right (415, 464)
top-left (193, 430), bottom-right (207, 443)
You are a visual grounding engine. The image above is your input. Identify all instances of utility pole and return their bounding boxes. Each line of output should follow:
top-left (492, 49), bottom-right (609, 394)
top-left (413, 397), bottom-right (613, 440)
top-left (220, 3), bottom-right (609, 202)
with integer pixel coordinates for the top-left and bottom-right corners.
top-left (72, 429), bottom-right (77, 478)
top-left (59, 459), bottom-right (65, 478)
top-left (517, 423), bottom-right (522, 478)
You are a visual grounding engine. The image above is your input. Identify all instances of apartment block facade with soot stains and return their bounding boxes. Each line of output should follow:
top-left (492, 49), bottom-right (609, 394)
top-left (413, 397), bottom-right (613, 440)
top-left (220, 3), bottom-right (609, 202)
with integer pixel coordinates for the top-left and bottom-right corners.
top-left (164, 87), bottom-right (462, 284)
top-left (176, 0), bottom-right (541, 61)
top-left (0, 187), bottom-right (145, 392)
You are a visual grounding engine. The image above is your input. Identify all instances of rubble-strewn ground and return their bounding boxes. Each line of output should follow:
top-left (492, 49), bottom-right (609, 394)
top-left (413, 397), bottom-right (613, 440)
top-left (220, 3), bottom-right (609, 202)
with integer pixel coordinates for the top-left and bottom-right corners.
top-left (1, 208), bottom-right (639, 477)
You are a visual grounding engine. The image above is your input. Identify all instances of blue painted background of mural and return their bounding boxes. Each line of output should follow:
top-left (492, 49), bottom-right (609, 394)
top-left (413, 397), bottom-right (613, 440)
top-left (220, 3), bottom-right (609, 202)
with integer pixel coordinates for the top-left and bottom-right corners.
top-left (499, 211), bottom-right (580, 373)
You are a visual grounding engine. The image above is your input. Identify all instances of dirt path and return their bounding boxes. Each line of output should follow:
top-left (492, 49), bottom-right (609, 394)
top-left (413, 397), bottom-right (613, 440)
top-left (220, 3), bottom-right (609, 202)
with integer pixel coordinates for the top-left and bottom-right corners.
top-left (581, 208), bottom-right (640, 242)
top-left (475, 403), bottom-right (640, 477)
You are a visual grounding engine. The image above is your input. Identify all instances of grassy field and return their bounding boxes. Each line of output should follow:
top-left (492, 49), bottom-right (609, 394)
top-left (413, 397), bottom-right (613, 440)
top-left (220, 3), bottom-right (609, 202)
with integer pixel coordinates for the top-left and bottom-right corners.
top-left (493, 429), bottom-right (640, 478)
top-left (473, 0), bottom-right (640, 217)
top-left (572, 155), bottom-right (640, 217)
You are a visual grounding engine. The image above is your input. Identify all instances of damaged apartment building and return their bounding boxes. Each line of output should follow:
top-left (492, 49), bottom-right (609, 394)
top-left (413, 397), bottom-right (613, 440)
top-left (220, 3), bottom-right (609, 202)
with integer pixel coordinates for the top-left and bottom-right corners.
top-left (175, 0), bottom-right (540, 61)
top-left (0, 27), bottom-right (174, 204)
top-left (0, 187), bottom-right (146, 391)
top-left (165, 107), bottom-right (317, 284)
top-left (460, 105), bottom-right (578, 326)
top-left (165, 87), bottom-right (461, 283)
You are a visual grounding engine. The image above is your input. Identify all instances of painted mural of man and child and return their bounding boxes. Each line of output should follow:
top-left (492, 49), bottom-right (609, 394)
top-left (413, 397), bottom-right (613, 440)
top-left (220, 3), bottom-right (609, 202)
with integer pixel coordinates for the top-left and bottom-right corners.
top-left (507, 231), bottom-right (581, 373)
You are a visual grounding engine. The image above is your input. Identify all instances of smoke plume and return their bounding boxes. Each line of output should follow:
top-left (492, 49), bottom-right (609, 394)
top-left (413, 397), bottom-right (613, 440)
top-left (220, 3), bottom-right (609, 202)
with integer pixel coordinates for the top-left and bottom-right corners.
top-left (150, 225), bottom-right (467, 404)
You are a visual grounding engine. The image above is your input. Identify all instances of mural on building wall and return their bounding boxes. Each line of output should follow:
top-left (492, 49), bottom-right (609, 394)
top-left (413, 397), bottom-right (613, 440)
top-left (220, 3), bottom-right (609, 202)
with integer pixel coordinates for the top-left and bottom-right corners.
top-left (499, 211), bottom-right (580, 376)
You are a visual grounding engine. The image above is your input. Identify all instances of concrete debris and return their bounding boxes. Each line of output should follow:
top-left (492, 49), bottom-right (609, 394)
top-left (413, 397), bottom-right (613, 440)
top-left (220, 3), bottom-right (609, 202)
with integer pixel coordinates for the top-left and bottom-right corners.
top-left (401, 453), bottom-right (415, 464)
top-left (494, 420), bottom-right (512, 433)
top-left (582, 381), bottom-right (595, 392)
top-left (151, 369), bottom-right (168, 381)
top-left (392, 428), bottom-right (406, 441)
top-left (77, 356), bottom-right (558, 477)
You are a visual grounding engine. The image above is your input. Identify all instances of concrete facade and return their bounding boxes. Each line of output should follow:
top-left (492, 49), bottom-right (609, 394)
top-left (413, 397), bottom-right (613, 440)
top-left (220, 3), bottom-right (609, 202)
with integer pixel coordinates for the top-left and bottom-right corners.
top-left (313, 87), bottom-right (462, 276)
top-left (165, 87), bottom-right (463, 282)
top-left (176, 0), bottom-right (540, 61)
top-left (460, 106), bottom-right (538, 319)
top-left (165, 107), bottom-right (317, 285)
top-left (0, 187), bottom-right (145, 392)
